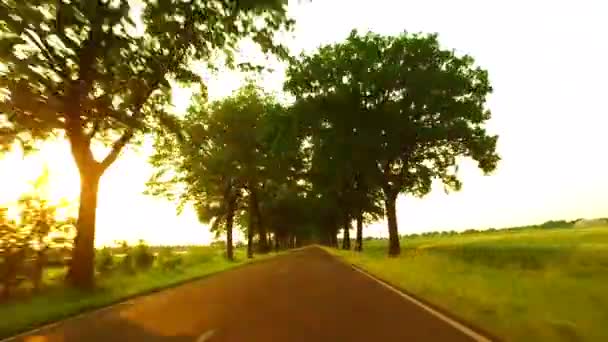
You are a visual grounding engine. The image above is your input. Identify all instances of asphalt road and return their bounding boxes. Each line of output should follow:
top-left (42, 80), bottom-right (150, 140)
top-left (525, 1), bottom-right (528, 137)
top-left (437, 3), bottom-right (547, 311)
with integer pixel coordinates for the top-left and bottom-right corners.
top-left (9, 247), bottom-right (485, 342)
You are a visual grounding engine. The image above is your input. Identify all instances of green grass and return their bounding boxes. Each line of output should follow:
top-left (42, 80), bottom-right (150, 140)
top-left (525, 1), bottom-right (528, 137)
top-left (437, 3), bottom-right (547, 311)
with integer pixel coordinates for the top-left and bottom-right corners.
top-left (330, 226), bottom-right (608, 341)
top-left (0, 247), bottom-right (281, 339)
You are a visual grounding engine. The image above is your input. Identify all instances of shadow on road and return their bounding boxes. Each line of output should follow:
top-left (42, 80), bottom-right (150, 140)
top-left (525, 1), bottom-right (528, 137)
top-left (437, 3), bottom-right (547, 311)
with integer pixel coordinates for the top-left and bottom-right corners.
top-left (20, 315), bottom-right (197, 342)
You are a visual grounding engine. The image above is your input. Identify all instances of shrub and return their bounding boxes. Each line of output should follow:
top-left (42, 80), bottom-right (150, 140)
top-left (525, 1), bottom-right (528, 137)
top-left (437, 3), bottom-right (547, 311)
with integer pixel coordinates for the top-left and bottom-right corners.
top-left (210, 241), bottom-right (225, 248)
top-left (116, 241), bottom-right (135, 275)
top-left (96, 247), bottom-right (114, 274)
top-left (133, 240), bottom-right (154, 270)
top-left (0, 248), bottom-right (27, 300)
top-left (0, 213), bottom-right (30, 300)
top-left (183, 246), bottom-right (215, 265)
top-left (156, 248), bottom-right (182, 272)
top-left (119, 254), bottom-right (135, 274)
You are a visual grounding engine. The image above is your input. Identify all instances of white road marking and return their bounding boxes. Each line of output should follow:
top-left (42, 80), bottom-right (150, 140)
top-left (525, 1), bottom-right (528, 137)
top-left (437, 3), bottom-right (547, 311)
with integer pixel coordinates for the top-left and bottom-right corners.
top-left (0, 301), bottom-right (135, 342)
top-left (349, 264), bottom-right (493, 342)
top-left (196, 329), bottom-right (216, 342)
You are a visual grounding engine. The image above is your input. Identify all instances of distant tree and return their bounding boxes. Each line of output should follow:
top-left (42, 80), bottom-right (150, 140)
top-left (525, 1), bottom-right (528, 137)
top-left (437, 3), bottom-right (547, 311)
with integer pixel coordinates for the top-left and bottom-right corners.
top-left (147, 84), bottom-right (299, 259)
top-left (0, 0), bottom-right (293, 288)
top-left (286, 30), bottom-right (499, 256)
top-left (353, 185), bottom-right (384, 252)
top-left (539, 220), bottom-right (573, 229)
top-left (132, 240), bottom-right (154, 270)
top-left (287, 64), bottom-right (386, 252)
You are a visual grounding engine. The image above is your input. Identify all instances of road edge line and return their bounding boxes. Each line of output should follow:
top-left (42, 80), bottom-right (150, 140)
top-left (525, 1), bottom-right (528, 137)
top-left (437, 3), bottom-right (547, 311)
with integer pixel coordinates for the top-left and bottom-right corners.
top-left (0, 249), bottom-right (304, 342)
top-left (322, 248), bottom-right (495, 342)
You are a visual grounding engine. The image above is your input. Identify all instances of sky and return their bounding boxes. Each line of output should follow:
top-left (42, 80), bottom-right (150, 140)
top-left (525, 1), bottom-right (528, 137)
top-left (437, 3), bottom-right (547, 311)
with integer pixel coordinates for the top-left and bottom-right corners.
top-left (1, 0), bottom-right (607, 246)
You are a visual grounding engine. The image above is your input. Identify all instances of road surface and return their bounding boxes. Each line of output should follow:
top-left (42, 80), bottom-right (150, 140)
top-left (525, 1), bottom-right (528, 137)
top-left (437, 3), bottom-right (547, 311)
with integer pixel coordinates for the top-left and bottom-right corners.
top-left (8, 247), bottom-right (486, 342)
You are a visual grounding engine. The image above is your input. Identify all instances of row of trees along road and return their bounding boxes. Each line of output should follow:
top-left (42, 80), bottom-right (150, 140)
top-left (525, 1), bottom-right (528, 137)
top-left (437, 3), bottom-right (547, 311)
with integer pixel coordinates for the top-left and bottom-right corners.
top-left (0, 0), bottom-right (294, 289)
top-left (147, 30), bottom-right (500, 261)
top-left (0, 0), bottom-right (499, 289)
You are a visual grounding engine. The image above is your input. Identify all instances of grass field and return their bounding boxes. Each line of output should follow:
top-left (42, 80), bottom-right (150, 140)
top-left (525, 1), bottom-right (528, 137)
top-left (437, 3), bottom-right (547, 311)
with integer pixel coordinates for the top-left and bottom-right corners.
top-left (0, 246), bottom-right (280, 339)
top-left (331, 226), bottom-right (608, 341)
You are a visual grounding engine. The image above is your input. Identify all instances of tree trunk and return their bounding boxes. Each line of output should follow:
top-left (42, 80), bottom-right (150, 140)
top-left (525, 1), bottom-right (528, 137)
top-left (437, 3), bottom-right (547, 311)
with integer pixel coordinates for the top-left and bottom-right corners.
top-left (33, 245), bottom-right (45, 292)
top-left (250, 188), bottom-right (268, 253)
top-left (247, 228), bottom-right (254, 259)
top-left (225, 199), bottom-right (235, 261)
top-left (355, 212), bottom-right (363, 252)
top-left (342, 215), bottom-right (351, 250)
top-left (67, 168), bottom-right (101, 289)
top-left (385, 192), bottom-right (401, 256)
top-left (247, 190), bottom-right (256, 259)
top-left (280, 235), bottom-right (287, 250)
top-left (329, 229), bottom-right (338, 248)
top-left (274, 233), bottom-right (279, 252)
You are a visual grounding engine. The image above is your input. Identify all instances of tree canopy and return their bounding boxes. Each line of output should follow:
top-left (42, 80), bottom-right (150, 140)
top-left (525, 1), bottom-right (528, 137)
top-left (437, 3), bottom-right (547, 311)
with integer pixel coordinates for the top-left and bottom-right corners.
top-left (146, 29), bottom-right (499, 258)
top-left (285, 30), bottom-right (499, 255)
top-left (0, 0), bottom-right (294, 288)
top-left (3, 0), bottom-right (500, 279)
top-left (147, 84), bottom-right (305, 259)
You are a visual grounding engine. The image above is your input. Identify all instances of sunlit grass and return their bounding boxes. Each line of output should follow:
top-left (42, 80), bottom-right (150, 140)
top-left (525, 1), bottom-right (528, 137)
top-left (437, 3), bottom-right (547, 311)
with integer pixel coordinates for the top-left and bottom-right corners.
top-left (330, 226), bottom-right (608, 341)
top-left (0, 247), bottom-right (281, 339)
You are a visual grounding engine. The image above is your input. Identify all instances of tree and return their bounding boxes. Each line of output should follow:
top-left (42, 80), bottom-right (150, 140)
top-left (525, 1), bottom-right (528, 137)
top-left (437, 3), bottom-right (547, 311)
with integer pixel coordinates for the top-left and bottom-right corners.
top-left (0, 207), bottom-right (27, 300)
top-left (286, 30), bottom-right (499, 255)
top-left (286, 49), bottom-right (385, 252)
top-left (146, 92), bottom-right (243, 261)
top-left (147, 84), bottom-right (297, 259)
top-left (260, 181), bottom-right (310, 250)
top-left (0, 0), bottom-right (293, 287)
top-left (17, 168), bottom-right (74, 291)
top-left (352, 182), bottom-right (384, 252)
top-left (0, 169), bottom-right (74, 298)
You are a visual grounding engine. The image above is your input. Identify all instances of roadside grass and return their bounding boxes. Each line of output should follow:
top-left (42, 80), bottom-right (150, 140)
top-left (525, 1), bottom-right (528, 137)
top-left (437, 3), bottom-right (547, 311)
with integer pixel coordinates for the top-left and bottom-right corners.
top-left (330, 226), bottom-right (608, 342)
top-left (0, 247), bottom-right (280, 339)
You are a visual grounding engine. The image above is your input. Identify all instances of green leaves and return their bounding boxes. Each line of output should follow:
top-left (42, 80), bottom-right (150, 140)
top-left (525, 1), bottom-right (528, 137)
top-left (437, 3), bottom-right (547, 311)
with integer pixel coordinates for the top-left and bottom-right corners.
top-left (287, 29), bottom-right (499, 198)
top-left (285, 30), bottom-right (500, 252)
top-left (0, 0), bottom-right (293, 157)
top-left (147, 84), bottom-right (292, 228)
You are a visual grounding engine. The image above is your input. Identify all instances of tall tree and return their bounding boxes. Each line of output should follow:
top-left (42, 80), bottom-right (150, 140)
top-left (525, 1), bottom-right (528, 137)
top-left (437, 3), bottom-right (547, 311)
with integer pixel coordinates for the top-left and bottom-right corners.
top-left (147, 84), bottom-right (296, 258)
top-left (286, 30), bottom-right (499, 256)
top-left (0, 0), bottom-right (293, 287)
top-left (352, 178), bottom-right (384, 252)
top-left (288, 59), bottom-right (385, 252)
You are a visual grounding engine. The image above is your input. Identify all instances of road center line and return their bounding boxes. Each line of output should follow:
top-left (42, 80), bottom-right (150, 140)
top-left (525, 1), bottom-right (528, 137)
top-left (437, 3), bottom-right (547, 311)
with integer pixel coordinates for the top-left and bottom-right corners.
top-left (196, 329), bottom-right (216, 342)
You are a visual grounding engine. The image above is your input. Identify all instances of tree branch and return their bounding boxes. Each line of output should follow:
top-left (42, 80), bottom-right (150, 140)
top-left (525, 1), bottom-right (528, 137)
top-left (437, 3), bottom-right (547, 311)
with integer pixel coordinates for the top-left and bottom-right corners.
top-left (22, 28), bottom-right (66, 79)
top-left (99, 129), bottom-right (133, 171)
top-left (86, 120), bottom-right (101, 141)
top-left (95, 15), bottom-right (193, 172)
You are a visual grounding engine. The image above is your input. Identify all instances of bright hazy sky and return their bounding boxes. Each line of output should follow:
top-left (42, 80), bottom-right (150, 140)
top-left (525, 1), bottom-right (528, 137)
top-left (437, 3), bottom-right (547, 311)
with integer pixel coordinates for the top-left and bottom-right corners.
top-left (1, 0), bottom-right (607, 246)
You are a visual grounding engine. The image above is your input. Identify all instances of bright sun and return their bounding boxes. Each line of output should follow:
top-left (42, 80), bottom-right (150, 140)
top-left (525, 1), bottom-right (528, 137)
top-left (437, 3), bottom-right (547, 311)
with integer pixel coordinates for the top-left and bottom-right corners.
top-left (0, 135), bottom-right (216, 247)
